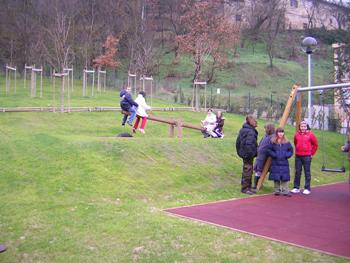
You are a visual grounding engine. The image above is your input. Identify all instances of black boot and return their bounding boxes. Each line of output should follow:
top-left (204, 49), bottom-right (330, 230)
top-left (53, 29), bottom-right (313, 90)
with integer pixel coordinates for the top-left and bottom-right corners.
top-left (252, 176), bottom-right (260, 190)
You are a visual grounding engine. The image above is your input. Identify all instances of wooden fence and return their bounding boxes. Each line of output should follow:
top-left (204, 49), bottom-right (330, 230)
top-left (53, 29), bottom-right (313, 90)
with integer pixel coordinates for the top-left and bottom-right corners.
top-left (0, 106), bottom-right (194, 113)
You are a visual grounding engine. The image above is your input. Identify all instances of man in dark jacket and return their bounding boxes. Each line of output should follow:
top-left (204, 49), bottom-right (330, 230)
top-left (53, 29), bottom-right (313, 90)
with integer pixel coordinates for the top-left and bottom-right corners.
top-left (120, 86), bottom-right (138, 126)
top-left (236, 115), bottom-right (258, 194)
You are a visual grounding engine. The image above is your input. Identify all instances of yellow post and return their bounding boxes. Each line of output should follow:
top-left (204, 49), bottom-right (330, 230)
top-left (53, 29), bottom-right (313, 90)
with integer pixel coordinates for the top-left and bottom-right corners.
top-left (295, 93), bottom-right (303, 132)
top-left (257, 84), bottom-right (300, 191)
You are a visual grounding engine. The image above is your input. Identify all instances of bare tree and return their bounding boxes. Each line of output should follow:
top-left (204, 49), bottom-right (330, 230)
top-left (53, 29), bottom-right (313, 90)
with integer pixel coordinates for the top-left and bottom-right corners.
top-left (261, 1), bottom-right (286, 68)
top-left (241, 0), bottom-right (271, 53)
top-left (40, 10), bottom-right (73, 71)
top-left (300, 0), bottom-right (319, 29)
top-left (176, 0), bottom-right (238, 109)
top-left (241, 0), bottom-right (286, 67)
top-left (0, 0), bottom-right (40, 69)
top-left (326, 1), bottom-right (350, 30)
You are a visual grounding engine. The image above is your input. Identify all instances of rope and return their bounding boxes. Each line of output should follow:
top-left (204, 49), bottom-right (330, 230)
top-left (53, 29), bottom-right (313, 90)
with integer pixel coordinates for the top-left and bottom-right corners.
top-left (320, 91), bottom-right (346, 173)
top-left (321, 91), bottom-right (326, 169)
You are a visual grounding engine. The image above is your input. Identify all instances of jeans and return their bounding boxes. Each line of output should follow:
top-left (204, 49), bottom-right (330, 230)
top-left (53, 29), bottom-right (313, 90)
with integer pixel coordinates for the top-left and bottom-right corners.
top-left (294, 155), bottom-right (312, 190)
top-left (241, 158), bottom-right (254, 192)
top-left (122, 106), bottom-right (137, 125)
top-left (128, 106), bottom-right (137, 124)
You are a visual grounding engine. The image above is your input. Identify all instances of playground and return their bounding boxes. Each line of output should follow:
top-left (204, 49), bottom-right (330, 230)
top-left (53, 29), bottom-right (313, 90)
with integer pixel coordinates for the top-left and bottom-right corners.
top-left (165, 182), bottom-right (350, 260)
top-left (0, 74), bottom-right (349, 261)
top-left (1, 15), bottom-right (350, 263)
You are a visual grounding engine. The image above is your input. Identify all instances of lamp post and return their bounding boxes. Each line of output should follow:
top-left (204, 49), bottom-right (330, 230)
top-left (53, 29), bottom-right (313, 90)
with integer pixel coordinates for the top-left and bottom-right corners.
top-left (301, 37), bottom-right (317, 127)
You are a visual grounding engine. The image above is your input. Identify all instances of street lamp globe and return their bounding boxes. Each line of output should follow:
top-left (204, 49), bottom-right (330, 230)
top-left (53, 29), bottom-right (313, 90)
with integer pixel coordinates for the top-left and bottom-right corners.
top-left (301, 37), bottom-right (317, 54)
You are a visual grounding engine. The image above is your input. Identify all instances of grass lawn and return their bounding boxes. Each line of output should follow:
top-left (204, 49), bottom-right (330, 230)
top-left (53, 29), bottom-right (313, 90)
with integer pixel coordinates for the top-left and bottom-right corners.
top-left (0, 104), bottom-right (348, 262)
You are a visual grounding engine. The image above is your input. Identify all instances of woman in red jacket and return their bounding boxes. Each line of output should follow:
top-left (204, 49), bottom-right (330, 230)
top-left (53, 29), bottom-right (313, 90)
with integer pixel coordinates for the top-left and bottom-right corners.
top-left (291, 121), bottom-right (318, 195)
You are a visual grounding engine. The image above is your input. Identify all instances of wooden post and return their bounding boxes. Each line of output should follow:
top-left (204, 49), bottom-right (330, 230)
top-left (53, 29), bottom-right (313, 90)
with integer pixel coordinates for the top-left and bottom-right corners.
top-left (83, 69), bottom-right (86, 97)
top-left (14, 66), bottom-right (17, 94)
top-left (40, 65), bottom-right (43, 98)
top-left (169, 125), bottom-right (175, 137)
top-left (103, 70), bottom-right (106, 92)
top-left (60, 74), bottom-right (65, 113)
top-left (5, 65), bottom-right (8, 95)
top-left (97, 66), bottom-right (101, 92)
top-left (191, 82), bottom-right (195, 110)
top-left (71, 67), bottom-right (74, 92)
top-left (176, 119), bottom-right (183, 138)
top-left (53, 69), bottom-right (56, 113)
top-left (257, 84), bottom-right (299, 191)
top-left (24, 64), bottom-right (33, 89)
top-left (24, 64), bottom-right (27, 89)
top-left (67, 72), bottom-right (71, 113)
top-left (92, 70), bottom-right (95, 97)
top-left (295, 93), bottom-right (303, 132)
top-left (31, 65), bottom-right (35, 97)
top-left (147, 114), bottom-right (201, 138)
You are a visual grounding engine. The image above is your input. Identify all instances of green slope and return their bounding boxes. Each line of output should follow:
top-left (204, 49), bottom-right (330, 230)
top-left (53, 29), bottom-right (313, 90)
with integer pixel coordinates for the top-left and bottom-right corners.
top-left (0, 110), bottom-right (348, 262)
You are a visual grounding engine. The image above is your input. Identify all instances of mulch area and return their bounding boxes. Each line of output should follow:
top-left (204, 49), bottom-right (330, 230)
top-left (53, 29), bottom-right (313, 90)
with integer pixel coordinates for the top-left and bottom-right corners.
top-left (165, 182), bottom-right (350, 259)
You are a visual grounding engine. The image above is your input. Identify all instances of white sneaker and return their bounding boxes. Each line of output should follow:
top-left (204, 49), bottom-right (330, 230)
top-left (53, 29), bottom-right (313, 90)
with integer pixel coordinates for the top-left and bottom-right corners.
top-left (302, 189), bottom-right (311, 195)
top-left (139, 129), bottom-right (145, 134)
top-left (291, 188), bottom-right (300, 194)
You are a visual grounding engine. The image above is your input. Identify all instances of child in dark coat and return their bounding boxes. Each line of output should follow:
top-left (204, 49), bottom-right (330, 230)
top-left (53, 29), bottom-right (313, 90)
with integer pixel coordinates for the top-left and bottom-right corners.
top-left (267, 127), bottom-right (294, 196)
top-left (120, 86), bottom-right (138, 126)
top-left (213, 111), bottom-right (225, 138)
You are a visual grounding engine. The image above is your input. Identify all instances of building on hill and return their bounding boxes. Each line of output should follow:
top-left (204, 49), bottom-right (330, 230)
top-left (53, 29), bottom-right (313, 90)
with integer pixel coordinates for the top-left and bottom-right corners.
top-left (225, 0), bottom-right (350, 31)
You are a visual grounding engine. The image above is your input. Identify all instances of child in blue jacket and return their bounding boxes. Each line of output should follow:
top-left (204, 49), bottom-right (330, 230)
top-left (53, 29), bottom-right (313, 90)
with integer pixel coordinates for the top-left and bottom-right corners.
top-left (267, 127), bottom-right (294, 196)
top-left (120, 86), bottom-right (138, 126)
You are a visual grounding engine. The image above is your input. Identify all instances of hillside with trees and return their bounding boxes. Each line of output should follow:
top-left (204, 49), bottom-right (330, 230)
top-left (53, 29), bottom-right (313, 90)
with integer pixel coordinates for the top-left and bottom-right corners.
top-left (0, 0), bottom-right (350, 113)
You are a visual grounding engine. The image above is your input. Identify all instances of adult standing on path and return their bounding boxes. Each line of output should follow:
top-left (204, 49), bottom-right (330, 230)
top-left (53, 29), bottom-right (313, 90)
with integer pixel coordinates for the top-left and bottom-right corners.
top-left (236, 115), bottom-right (258, 195)
top-left (291, 120), bottom-right (318, 195)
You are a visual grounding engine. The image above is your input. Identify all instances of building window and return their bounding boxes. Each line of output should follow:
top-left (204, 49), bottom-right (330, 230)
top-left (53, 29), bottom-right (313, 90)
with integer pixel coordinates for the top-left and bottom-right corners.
top-left (236, 14), bottom-right (242, 22)
top-left (290, 0), bottom-right (298, 8)
top-left (303, 23), bottom-right (308, 29)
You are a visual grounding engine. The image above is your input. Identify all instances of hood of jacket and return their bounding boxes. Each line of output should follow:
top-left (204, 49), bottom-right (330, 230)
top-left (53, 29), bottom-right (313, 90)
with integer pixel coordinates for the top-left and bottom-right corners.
top-left (120, 89), bottom-right (127, 97)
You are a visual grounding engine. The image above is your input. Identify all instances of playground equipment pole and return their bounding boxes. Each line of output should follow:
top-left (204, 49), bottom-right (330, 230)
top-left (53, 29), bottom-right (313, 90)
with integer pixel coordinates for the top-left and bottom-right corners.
top-left (257, 82), bottom-right (350, 191)
top-left (307, 53), bottom-right (312, 125)
top-left (301, 37), bottom-right (317, 127)
top-left (194, 81), bottom-right (207, 111)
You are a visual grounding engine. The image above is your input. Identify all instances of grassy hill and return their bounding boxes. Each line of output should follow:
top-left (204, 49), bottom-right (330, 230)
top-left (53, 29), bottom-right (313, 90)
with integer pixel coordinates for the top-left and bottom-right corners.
top-left (153, 42), bottom-right (335, 109)
top-left (0, 84), bottom-right (348, 262)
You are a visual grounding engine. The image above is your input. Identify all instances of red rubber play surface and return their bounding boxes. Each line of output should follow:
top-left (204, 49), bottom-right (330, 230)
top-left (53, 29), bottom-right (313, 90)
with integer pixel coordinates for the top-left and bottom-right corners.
top-left (165, 182), bottom-right (350, 259)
